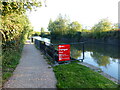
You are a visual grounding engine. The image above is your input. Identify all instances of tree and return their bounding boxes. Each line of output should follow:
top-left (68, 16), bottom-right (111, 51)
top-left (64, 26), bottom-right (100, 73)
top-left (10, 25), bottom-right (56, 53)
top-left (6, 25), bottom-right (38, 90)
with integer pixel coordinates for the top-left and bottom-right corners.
top-left (1, 1), bottom-right (44, 84)
top-left (68, 21), bottom-right (82, 37)
top-left (40, 27), bottom-right (45, 37)
top-left (48, 14), bottom-right (69, 37)
top-left (112, 23), bottom-right (118, 30)
top-left (91, 18), bottom-right (112, 32)
top-left (41, 27), bottom-right (45, 32)
top-left (0, 0), bottom-right (42, 49)
top-left (0, 1), bottom-right (42, 16)
top-left (48, 14), bottom-right (83, 39)
top-left (48, 19), bottom-right (53, 33)
top-left (69, 21), bottom-right (82, 31)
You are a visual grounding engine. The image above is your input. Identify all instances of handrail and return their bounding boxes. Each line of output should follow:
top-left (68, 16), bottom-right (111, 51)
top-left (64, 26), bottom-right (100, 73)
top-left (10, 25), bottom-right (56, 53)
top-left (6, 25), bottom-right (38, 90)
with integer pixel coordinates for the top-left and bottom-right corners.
top-left (33, 36), bottom-right (85, 64)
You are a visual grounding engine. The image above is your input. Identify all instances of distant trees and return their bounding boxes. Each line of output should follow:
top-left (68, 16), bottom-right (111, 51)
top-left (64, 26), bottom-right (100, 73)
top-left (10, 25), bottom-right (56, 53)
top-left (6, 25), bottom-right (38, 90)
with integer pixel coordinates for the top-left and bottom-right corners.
top-left (40, 27), bottom-right (45, 36)
top-left (68, 21), bottom-right (82, 38)
top-left (48, 15), bottom-right (118, 40)
top-left (40, 27), bottom-right (45, 33)
top-left (69, 21), bottom-right (82, 32)
top-left (81, 18), bottom-right (119, 39)
top-left (40, 27), bottom-right (50, 38)
top-left (112, 23), bottom-right (119, 30)
top-left (48, 15), bottom-right (69, 36)
top-left (48, 14), bottom-right (82, 39)
top-left (91, 18), bottom-right (112, 32)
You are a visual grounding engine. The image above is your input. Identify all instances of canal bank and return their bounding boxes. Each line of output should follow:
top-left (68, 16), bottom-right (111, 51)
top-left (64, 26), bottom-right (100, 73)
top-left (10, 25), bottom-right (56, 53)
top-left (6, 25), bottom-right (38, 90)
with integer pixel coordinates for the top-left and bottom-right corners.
top-left (80, 37), bottom-right (120, 46)
top-left (78, 62), bottom-right (119, 84)
top-left (53, 62), bottom-right (118, 88)
top-left (54, 37), bottom-right (120, 46)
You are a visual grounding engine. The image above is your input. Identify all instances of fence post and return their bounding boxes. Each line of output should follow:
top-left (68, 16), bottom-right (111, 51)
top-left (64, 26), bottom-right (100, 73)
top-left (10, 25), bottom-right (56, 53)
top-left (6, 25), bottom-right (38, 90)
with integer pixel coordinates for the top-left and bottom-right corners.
top-left (51, 45), bottom-right (56, 64)
top-left (82, 42), bottom-right (84, 62)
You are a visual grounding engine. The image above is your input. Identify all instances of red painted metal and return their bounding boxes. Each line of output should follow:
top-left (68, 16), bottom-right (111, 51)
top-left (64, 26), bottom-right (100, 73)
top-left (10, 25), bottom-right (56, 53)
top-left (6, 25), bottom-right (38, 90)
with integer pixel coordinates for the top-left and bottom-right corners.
top-left (58, 44), bottom-right (70, 61)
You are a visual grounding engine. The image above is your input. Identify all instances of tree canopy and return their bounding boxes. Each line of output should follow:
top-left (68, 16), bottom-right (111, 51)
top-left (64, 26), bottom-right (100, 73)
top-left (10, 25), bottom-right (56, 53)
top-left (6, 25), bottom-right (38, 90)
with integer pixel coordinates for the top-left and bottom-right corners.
top-left (69, 21), bottom-right (82, 32)
top-left (48, 14), bottom-right (82, 38)
top-left (0, 0), bottom-right (42, 49)
top-left (68, 21), bottom-right (82, 36)
top-left (48, 15), bottom-right (69, 35)
top-left (91, 18), bottom-right (112, 32)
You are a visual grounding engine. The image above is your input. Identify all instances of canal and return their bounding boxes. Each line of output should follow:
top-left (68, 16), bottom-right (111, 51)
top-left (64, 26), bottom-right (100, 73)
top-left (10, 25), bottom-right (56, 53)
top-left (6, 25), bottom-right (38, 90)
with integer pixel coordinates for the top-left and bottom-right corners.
top-left (51, 40), bottom-right (120, 80)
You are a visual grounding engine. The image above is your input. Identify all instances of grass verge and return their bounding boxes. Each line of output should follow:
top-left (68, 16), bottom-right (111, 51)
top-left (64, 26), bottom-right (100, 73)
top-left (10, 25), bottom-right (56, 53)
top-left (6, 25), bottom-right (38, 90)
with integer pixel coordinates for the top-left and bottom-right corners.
top-left (53, 62), bottom-right (118, 88)
top-left (2, 46), bottom-right (23, 85)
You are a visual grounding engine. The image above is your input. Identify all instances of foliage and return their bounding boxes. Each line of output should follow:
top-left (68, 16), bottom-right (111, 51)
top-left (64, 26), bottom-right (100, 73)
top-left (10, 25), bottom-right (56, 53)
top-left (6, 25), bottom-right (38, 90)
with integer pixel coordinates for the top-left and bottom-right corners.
top-left (48, 17), bottom-right (119, 40)
top-left (81, 30), bottom-right (120, 39)
top-left (0, 1), bottom-right (42, 16)
top-left (40, 27), bottom-right (45, 33)
top-left (112, 23), bottom-right (119, 30)
top-left (48, 14), bottom-right (69, 36)
top-left (1, 0), bottom-right (42, 85)
top-left (32, 30), bottom-right (50, 38)
top-left (53, 62), bottom-right (117, 88)
top-left (91, 18), bottom-right (112, 32)
top-left (48, 14), bottom-right (82, 39)
top-left (69, 21), bottom-right (82, 32)
top-left (67, 21), bottom-right (82, 38)
top-left (2, 46), bottom-right (23, 84)
top-left (40, 27), bottom-right (45, 37)
top-left (0, 0), bottom-right (42, 42)
top-left (32, 31), bottom-right (40, 36)
top-left (81, 19), bottom-right (119, 39)
top-left (40, 32), bottom-right (50, 38)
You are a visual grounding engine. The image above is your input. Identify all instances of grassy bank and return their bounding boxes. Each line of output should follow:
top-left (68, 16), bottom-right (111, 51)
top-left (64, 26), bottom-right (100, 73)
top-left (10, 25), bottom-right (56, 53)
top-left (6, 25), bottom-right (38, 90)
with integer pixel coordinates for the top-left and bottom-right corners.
top-left (2, 44), bottom-right (23, 85)
top-left (53, 62), bottom-right (118, 88)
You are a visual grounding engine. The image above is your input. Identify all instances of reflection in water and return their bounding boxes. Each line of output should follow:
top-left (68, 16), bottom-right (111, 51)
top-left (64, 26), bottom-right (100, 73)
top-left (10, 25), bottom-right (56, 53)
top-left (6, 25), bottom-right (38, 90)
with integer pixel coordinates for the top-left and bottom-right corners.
top-left (70, 45), bottom-right (82, 59)
top-left (90, 52), bottom-right (110, 67)
top-left (52, 40), bottom-right (119, 80)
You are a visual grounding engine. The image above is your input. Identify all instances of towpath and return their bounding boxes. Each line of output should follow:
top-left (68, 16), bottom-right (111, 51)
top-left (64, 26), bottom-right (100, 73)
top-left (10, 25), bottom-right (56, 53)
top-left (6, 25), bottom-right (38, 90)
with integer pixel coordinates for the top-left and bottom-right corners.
top-left (3, 40), bottom-right (57, 88)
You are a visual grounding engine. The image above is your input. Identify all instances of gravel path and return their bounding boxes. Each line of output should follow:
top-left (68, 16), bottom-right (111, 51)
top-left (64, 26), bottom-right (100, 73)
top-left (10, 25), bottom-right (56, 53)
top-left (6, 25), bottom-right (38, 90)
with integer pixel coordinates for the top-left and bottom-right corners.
top-left (3, 41), bottom-right (57, 88)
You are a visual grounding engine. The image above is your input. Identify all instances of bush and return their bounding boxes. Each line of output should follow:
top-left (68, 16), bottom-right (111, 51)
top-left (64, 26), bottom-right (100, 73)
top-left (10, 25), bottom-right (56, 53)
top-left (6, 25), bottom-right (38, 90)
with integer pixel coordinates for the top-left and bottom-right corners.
top-left (2, 39), bottom-right (24, 85)
top-left (81, 30), bottom-right (120, 39)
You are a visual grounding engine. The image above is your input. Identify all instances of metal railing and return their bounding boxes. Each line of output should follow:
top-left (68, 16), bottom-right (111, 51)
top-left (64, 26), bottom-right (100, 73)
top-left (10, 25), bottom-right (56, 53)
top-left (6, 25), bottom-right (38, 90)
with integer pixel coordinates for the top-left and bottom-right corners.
top-left (33, 37), bottom-right (84, 64)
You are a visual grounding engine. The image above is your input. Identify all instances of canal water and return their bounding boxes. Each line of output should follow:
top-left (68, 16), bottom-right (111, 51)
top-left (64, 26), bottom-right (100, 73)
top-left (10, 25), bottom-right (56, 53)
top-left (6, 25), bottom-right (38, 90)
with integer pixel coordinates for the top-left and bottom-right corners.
top-left (52, 40), bottom-right (120, 80)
